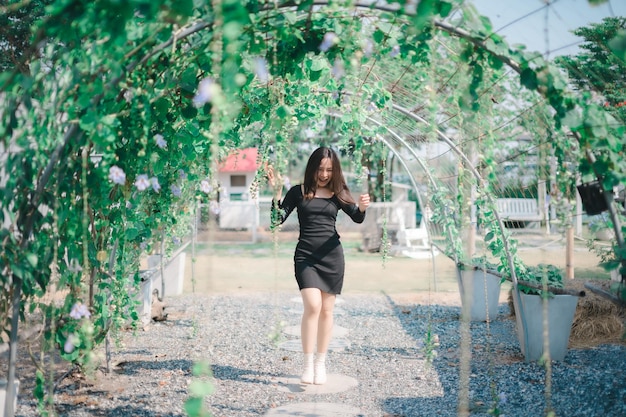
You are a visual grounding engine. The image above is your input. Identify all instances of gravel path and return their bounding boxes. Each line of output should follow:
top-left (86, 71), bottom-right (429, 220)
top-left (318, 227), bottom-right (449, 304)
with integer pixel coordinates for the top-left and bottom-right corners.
top-left (13, 292), bottom-right (626, 417)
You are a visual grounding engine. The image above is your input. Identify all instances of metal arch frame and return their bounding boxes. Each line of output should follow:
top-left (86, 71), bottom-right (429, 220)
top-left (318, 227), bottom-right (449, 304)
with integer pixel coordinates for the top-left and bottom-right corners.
top-left (387, 103), bottom-right (530, 353)
top-left (363, 116), bottom-right (440, 290)
top-left (391, 103), bottom-right (520, 288)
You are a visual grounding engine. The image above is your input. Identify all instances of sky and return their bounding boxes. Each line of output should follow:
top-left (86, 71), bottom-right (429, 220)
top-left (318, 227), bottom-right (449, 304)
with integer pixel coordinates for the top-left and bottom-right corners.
top-left (469, 0), bottom-right (626, 57)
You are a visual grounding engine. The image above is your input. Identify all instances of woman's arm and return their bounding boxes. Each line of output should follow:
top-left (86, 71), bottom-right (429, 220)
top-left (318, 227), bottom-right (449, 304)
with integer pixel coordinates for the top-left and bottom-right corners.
top-left (341, 193), bottom-right (370, 224)
top-left (271, 185), bottom-right (299, 228)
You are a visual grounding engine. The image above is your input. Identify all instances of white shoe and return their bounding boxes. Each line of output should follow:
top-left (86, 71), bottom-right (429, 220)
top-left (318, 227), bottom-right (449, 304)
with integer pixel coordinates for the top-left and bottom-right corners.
top-left (314, 353), bottom-right (327, 385)
top-left (301, 353), bottom-right (314, 384)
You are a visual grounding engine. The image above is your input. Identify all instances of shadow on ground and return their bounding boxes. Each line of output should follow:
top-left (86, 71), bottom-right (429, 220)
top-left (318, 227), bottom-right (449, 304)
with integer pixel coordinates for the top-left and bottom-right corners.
top-left (383, 294), bottom-right (626, 417)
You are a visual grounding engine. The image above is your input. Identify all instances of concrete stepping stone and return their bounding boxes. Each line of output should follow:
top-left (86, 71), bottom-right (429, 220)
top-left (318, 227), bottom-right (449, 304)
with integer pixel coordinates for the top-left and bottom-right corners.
top-left (265, 403), bottom-right (363, 417)
top-left (278, 338), bottom-right (350, 352)
top-left (283, 325), bottom-right (349, 338)
top-left (272, 373), bottom-right (358, 395)
top-left (265, 402), bottom-right (362, 416)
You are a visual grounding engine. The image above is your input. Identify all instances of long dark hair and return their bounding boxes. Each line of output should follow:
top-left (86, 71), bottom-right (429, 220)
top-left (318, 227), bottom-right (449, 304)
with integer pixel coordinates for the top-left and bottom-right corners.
top-left (302, 147), bottom-right (355, 205)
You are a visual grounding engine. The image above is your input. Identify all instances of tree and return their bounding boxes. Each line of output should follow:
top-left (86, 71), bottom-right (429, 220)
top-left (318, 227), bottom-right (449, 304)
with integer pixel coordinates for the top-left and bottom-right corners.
top-left (556, 17), bottom-right (626, 122)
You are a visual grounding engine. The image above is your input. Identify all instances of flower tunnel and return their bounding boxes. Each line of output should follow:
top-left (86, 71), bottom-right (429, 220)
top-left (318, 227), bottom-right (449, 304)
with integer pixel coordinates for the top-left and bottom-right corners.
top-left (1, 0), bottom-right (625, 415)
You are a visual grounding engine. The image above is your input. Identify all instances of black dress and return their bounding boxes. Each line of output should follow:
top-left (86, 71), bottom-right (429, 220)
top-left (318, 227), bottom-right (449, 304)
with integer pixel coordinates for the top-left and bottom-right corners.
top-left (272, 185), bottom-right (366, 294)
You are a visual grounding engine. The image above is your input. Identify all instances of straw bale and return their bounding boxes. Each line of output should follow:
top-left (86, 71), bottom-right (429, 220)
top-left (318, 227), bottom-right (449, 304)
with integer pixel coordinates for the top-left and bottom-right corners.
top-left (567, 280), bottom-right (625, 347)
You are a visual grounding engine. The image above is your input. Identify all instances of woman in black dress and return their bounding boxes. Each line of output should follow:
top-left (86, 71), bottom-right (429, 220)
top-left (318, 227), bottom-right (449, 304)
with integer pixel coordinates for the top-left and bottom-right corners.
top-left (268, 147), bottom-right (370, 385)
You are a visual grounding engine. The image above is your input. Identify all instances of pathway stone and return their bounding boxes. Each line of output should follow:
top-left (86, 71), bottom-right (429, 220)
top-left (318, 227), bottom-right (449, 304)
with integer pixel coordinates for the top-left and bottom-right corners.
top-left (264, 401), bottom-right (362, 416)
top-left (278, 338), bottom-right (350, 352)
top-left (272, 373), bottom-right (358, 394)
top-left (283, 324), bottom-right (349, 338)
top-left (271, 296), bottom-right (361, 416)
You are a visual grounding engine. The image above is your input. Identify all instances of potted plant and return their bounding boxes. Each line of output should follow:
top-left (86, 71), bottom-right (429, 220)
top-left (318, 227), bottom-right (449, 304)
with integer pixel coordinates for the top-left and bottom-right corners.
top-left (577, 180), bottom-right (609, 216)
top-left (588, 212), bottom-right (615, 241)
top-left (457, 256), bottom-right (503, 322)
top-left (429, 187), bottom-right (505, 322)
top-left (512, 264), bottom-right (579, 362)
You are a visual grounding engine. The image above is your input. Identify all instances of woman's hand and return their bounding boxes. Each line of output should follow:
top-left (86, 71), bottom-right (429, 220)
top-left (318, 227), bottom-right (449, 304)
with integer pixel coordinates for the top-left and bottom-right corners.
top-left (358, 193), bottom-right (370, 212)
top-left (266, 165), bottom-right (277, 187)
top-left (266, 165), bottom-right (282, 199)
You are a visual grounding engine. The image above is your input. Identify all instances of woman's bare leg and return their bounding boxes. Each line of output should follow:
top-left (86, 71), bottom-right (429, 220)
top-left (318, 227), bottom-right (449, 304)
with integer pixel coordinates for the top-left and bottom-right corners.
top-left (316, 291), bottom-right (336, 353)
top-left (300, 288), bottom-right (322, 353)
top-left (314, 291), bottom-right (335, 384)
top-left (300, 288), bottom-right (322, 383)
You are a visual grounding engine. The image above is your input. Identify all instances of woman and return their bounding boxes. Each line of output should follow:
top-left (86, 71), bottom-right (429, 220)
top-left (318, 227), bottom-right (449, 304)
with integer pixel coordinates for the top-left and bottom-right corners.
top-left (268, 147), bottom-right (370, 385)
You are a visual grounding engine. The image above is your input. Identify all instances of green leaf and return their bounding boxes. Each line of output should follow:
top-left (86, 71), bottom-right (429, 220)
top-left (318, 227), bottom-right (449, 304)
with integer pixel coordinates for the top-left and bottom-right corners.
top-left (562, 109), bottom-right (582, 129)
top-left (126, 228), bottom-right (139, 240)
top-left (170, 0), bottom-right (194, 17)
top-left (519, 67), bottom-right (538, 91)
top-left (184, 398), bottom-right (205, 416)
top-left (154, 98), bottom-right (170, 119)
top-left (283, 11), bottom-right (298, 25)
top-left (79, 111), bottom-right (98, 131)
top-left (26, 253), bottom-right (38, 268)
top-left (437, 0), bottom-right (454, 18)
top-left (373, 29), bottom-right (386, 44)
top-left (182, 105), bottom-right (198, 119)
top-left (189, 380), bottom-right (214, 397)
top-left (276, 105), bottom-right (292, 119)
top-left (307, 57), bottom-right (326, 72)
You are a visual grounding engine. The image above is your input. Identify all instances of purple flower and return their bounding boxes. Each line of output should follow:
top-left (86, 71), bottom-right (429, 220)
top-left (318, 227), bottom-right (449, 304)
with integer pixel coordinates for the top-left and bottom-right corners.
top-left (200, 180), bottom-right (212, 194)
top-left (193, 77), bottom-right (215, 107)
top-left (332, 58), bottom-right (345, 80)
top-left (154, 134), bottom-right (167, 149)
top-left (254, 57), bottom-right (269, 83)
top-left (140, 241), bottom-right (148, 251)
top-left (170, 184), bottom-right (182, 197)
top-left (172, 236), bottom-right (181, 245)
top-left (64, 334), bottom-right (80, 353)
top-left (69, 302), bottom-right (91, 320)
top-left (319, 32), bottom-right (338, 52)
top-left (108, 166), bottom-right (126, 185)
top-left (178, 169), bottom-right (187, 180)
top-left (498, 392), bottom-right (507, 404)
top-left (68, 258), bottom-right (82, 273)
top-left (210, 200), bottom-right (220, 215)
top-left (150, 177), bottom-right (161, 192)
top-left (390, 45), bottom-right (400, 58)
top-left (135, 174), bottom-right (150, 191)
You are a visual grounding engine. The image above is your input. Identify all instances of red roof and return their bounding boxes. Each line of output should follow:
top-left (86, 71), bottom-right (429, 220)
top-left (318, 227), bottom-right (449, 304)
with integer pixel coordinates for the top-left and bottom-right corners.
top-left (219, 148), bottom-right (260, 173)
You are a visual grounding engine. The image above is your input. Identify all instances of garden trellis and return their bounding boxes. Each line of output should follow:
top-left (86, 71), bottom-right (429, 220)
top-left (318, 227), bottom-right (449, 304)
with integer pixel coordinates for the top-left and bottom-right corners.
top-left (1, 0), bottom-right (625, 416)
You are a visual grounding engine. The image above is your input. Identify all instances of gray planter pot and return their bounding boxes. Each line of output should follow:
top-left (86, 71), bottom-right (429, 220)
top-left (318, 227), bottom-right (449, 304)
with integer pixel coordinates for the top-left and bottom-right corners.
top-left (458, 270), bottom-right (502, 321)
top-left (594, 228), bottom-right (614, 241)
top-left (147, 251), bottom-right (186, 297)
top-left (513, 292), bottom-right (578, 362)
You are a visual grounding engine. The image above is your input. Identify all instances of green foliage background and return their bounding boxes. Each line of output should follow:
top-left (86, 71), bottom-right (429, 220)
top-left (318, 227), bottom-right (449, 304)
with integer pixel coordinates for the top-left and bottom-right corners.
top-left (0, 0), bottom-right (625, 412)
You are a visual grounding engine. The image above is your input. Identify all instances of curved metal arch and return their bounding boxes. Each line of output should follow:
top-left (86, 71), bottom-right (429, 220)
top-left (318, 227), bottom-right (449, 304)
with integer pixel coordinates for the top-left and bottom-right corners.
top-left (363, 115), bottom-right (440, 290)
top-left (391, 103), bottom-right (519, 287)
top-left (260, 1), bottom-right (522, 72)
